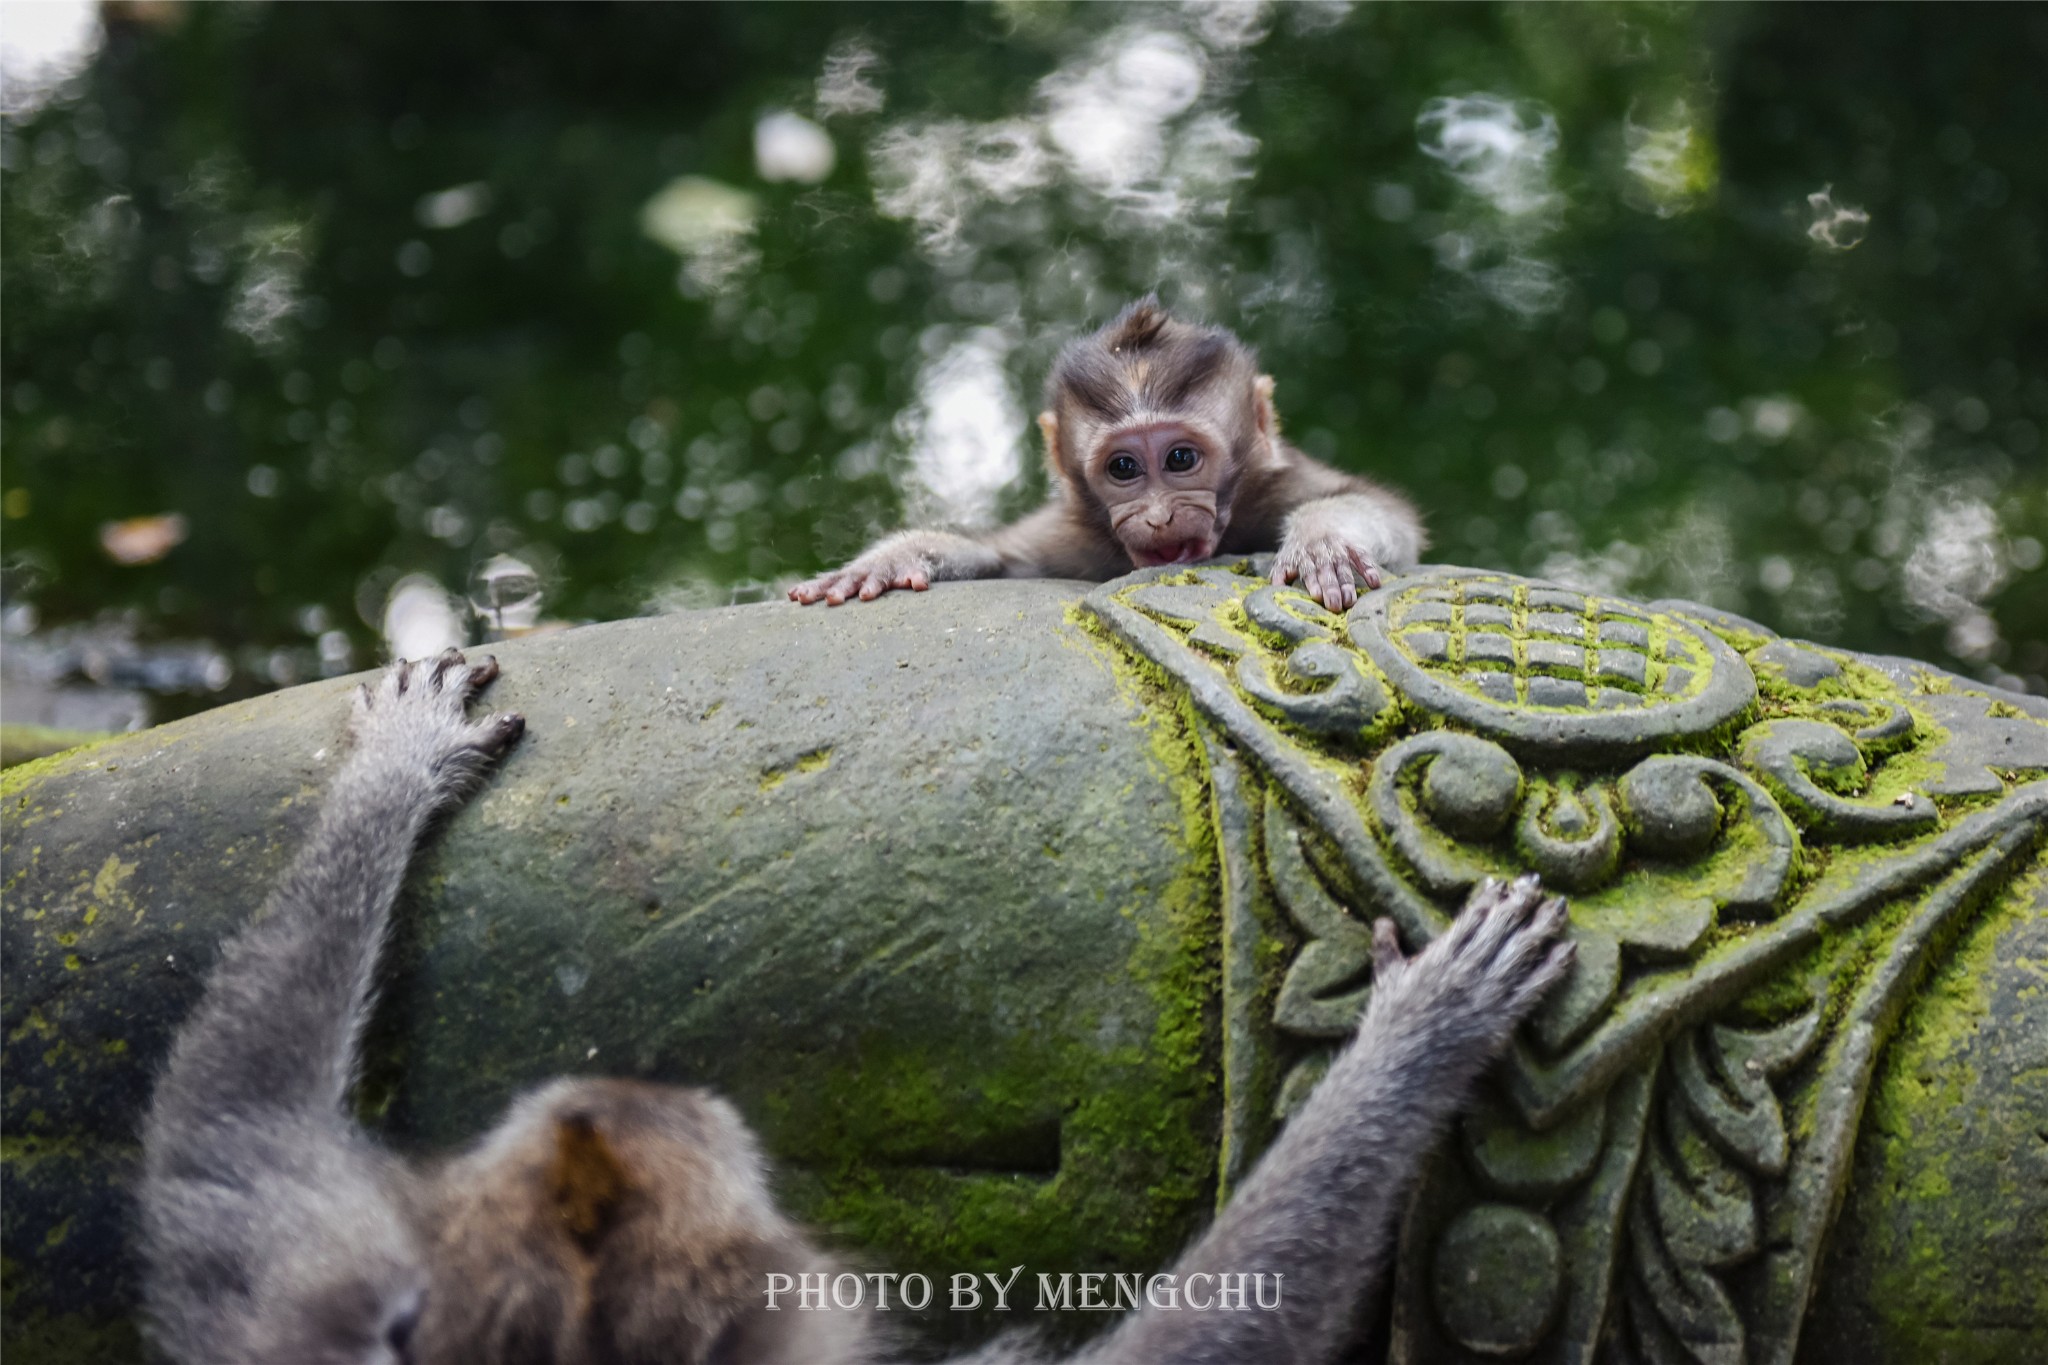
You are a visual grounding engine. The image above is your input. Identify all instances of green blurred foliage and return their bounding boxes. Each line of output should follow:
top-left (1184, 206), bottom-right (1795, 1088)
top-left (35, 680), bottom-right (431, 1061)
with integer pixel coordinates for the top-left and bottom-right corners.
top-left (2, 1), bottom-right (2043, 709)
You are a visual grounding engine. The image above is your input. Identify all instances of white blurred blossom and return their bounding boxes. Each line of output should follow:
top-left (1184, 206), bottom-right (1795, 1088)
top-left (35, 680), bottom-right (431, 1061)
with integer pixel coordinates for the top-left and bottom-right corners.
top-left (639, 175), bottom-right (760, 294)
top-left (1417, 95), bottom-right (1561, 219)
top-left (1416, 94), bottom-right (1567, 318)
top-left (1624, 100), bottom-right (1714, 216)
top-left (0, 0), bottom-right (100, 116)
top-left (416, 182), bottom-right (495, 229)
top-left (1903, 497), bottom-right (2009, 661)
top-left (226, 222), bottom-right (308, 353)
top-left (382, 575), bottom-right (466, 661)
top-left (896, 329), bottom-right (1024, 529)
top-left (754, 111), bottom-right (836, 184)
top-left (1042, 29), bottom-right (1207, 199)
top-left (816, 39), bottom-right (885, 118)
top-left (1806, 185), bottom-right (1870, 251)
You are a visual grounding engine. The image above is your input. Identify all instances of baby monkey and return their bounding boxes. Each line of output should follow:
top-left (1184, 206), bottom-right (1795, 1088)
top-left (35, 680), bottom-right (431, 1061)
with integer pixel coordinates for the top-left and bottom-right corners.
top-left (140, 653), bottom-right (1569, 1365)
top-left (791, 297), bottom-right (1426, 614)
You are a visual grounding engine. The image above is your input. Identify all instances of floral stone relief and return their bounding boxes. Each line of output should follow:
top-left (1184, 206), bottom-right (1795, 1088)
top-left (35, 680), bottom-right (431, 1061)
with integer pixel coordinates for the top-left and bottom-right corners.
top-left (1082, 560), bottom-right (2048, 1365)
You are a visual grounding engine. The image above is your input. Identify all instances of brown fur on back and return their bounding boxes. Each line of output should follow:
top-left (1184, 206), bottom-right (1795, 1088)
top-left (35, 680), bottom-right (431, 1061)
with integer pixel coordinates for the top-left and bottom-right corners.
top-left (416, 1078), bottom-right (870, 1365)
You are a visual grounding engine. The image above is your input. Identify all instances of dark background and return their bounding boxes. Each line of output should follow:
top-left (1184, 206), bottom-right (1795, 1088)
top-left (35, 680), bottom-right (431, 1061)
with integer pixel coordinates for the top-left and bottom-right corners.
top-left (4, 1), bottom-right (2043, 724)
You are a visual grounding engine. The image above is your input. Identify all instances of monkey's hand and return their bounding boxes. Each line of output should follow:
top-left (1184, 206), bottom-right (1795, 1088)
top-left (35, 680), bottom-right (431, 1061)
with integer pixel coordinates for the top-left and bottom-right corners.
top-left (344, 649), bottom-right (525, 815)
top-left (1090, 875), bottom-right (1570, 1365)
top-left (1271, 505), bottom-right (1387, 613)
top-left (787, 530), bottom-right (1001, 606)
top-left (1366, 875), bottom-right (1574, 1066)
top-left (1271, 491), bottom-right (1423, 612)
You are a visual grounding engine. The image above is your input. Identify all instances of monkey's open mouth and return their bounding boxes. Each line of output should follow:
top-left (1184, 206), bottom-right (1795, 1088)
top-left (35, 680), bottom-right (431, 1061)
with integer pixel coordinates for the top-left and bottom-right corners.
top-left (1130, 540), bottom-right (1214, 568)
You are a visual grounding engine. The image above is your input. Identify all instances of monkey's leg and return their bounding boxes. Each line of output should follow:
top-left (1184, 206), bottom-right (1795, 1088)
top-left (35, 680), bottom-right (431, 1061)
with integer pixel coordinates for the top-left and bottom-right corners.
top-left (138, 650), bottom-right (522, 1364)
top-left (1081, 877), bottom-right (1571, 1365)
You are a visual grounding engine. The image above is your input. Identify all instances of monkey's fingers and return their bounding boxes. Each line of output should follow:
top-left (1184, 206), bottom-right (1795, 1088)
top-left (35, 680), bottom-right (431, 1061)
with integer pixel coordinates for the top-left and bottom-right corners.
top-left (791, 571), bottom-right (855, 605)
top-left (1461, 874), bottom-right (1547, 962)
top-left (1510, 940), bottom-right (1578, 1015)
top-left (466, 711), bottom-right (527, 757)
top-left (416, 650), bottom-right (503, 706)
top-left (1315, 558), bottom-right (1359, 613)
top-left (1440, 874), bottom-right (1540, 963)
top-left (466, 654), bottom-right (501, 692)
top-left (818, 571), bottom-right (866, 606)
top-left (1345, 545), bottom-right (1385, 592)
top-left (444, 652), bottom-right (501, 703)
top-left (1491, 893), bottom-right (1569, 977)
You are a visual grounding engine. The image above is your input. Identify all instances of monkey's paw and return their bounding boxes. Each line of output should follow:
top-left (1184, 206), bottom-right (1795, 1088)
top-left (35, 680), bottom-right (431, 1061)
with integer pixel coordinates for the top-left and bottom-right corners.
top-left (1270, 530), bottom-right (1383, 614)
top-left (1367, 875), bottom-right (1574, 1054)
top-left (788, 547), bottom-right (932, 606)
top-left (348, 650), bottom-right (524, 805)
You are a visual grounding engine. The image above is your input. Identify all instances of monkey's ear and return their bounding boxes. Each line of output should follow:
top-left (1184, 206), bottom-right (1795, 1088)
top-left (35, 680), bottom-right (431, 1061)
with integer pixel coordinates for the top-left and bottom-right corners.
top-left (1037, 410), bottom-right (1069, 483)
top-left (1253, 375), bottom-right (1279, 435)
top-left (1252, 374), bottom-right (1287, 465)
top-left (550, 1113), bottom-right (631, 1249)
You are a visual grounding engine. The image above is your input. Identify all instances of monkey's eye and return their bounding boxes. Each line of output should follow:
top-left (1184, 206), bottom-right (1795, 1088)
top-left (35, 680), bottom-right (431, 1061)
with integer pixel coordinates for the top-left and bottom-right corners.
top-left (384, 1289), bottom-right (424, 1364)
top-left (1164, 446), bottom-right (1200, 473)
top-left (1107, 453), bottom-right (1143, 482)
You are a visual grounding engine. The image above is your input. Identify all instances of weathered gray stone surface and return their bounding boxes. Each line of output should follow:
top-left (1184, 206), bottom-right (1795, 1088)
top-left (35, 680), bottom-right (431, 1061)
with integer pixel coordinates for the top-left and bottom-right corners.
top-left (3, 582), bottom-right (1218, 1359)
top-left (5, 564), bottom-right (2046, 1363)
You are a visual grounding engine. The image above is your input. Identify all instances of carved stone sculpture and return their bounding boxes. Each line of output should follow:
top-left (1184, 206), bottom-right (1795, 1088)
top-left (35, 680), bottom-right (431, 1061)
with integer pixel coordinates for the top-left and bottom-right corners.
top-left (4, 565), bottom-right (2044, 1363)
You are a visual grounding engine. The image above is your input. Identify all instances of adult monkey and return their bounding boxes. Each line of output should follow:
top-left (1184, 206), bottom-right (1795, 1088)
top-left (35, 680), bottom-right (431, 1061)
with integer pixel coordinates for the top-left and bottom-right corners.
top-left (139, 653), bottom-right (1569, 1365)
top-left (791, 297), bottom-right (1427, 615)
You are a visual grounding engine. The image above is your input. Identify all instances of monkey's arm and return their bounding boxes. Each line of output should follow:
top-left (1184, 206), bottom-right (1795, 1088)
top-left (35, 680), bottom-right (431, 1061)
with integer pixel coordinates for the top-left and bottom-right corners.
top-left (1081, 878), bottom-right (1571, 1365)
top-left (789, 503), bottom-right (1124, 604)
top-left (138, 652), bottom-right (521, 1361)
top-left (1229, 453), bottom-right (1427, 613)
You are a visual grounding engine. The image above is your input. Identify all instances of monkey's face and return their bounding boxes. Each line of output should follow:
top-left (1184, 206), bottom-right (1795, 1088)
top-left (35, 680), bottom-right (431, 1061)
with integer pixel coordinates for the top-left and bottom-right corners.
top-left (1085, 421), bottom-right (1231, 567)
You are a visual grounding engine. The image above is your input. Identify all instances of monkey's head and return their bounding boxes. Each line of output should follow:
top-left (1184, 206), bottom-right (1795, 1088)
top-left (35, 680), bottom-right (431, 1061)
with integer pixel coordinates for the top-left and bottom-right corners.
top-left (241, 1278), bottom-right (425, 1365)
top-left (1040, 295), bottom-right (1283, 568)
top-left (415, 1077), bottom-right (869, 1365)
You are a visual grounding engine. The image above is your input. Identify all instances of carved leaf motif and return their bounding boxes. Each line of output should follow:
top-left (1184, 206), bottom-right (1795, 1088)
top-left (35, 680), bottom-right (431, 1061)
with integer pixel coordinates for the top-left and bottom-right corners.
top-left (1516, 779), bottom-right (1623, 892)
top-left (1126, 573), bottom-right (1243, 630)
top-left (1242, 583), bottom-right (1337, 643)
top-left (1738, 719), bottom-right (1938, 841)
top-left (1267, 794), bottom-right (1373, 1037)
top-left (1235, 640), bottom-right (1390, 736)
top-left (1648, 1105), bottom-right (1756, 1268)
top-left (1625, 1011), bottom-right (1818, 1365)
top-left (1626, 1198), bottom-right (1746, 1365)
top-left (1367, 731), bottom-right (1524, 894)
top-left (1089, 564), bottom-right (2048, 1365)
top-left (1673, 1012), bottom-right (1819, 1176)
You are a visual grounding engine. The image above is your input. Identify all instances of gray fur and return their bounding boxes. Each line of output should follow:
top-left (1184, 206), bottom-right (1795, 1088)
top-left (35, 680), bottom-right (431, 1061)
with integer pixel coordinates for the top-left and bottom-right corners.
top-left (138, 651), bottom-right (523, 1365)
top-left (136, 650), bottom-right (1567, 1365)
top-left (1075, 879), bottom-right (1571, 1364)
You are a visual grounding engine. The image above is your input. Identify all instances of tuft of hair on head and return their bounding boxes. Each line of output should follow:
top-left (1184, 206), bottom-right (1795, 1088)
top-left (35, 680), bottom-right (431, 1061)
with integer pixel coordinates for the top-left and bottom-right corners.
top-left (1099, 293), bottom-right (1172, 354)
top-left (550, 1111), bottom-right (631, 1249)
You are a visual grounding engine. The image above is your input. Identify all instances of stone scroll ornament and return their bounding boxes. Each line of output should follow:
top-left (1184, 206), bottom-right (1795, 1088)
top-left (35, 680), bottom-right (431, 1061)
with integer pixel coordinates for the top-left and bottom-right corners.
top-left (1080, 561), bottom-right (2048, 1365)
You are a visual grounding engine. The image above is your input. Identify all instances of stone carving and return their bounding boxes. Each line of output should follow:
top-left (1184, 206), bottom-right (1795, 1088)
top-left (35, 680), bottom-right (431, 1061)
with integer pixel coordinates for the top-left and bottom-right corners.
top-left (5, 573), bottom-right (2041, 1362)
top-left (1083, 561), bottom-right (2048, 1365)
